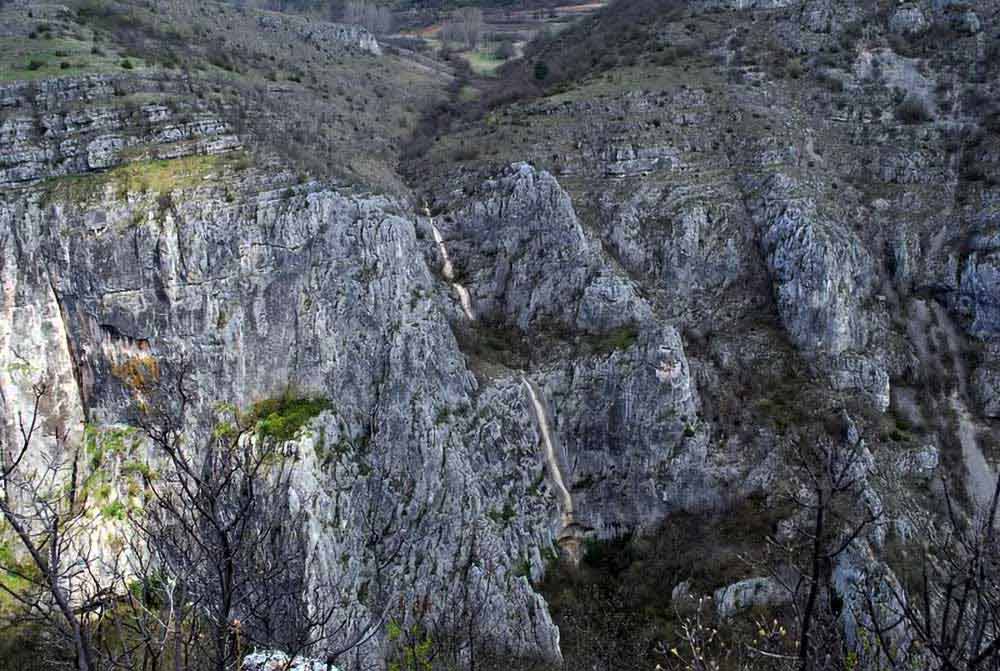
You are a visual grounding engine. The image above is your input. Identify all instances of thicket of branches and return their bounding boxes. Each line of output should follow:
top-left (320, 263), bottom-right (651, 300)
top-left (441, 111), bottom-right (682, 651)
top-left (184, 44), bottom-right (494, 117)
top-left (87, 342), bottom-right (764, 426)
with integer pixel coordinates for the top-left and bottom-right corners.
top-left (0, 358), bottom-right (533, 671)
top-left (439, 8), bottom-right (483, 49)
top-left (342, 0), bottom-right (393, 35)
top-left (0, 364), bottom-right (392, 671)
top-left (2, 377), bottom-right (999, 671)
top-left (540, 414), bottom-right (1000, 671)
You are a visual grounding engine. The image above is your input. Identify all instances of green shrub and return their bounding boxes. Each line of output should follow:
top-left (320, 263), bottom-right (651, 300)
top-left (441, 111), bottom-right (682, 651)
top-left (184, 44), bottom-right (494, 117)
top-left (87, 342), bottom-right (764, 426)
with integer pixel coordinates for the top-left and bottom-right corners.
top-left (452, 145), bottom-right (480, 162)
top-left (495, 40), bottom-right (517, 61)
top-left (120, 58), bottom-right (134, 70)
top-left (896, 94), bottom-right (934, 124)
top-left (101, 500), bottom-right (126, 520)
top-left (251, 395), bottom-right (331, 443)
top-left (786, 58), bottom-right (804, 79)
top-left (26, 59), bottom-right (45, 70)
top-left (487, 502), bottom-right (517, 525)
top-left (534, 60), bottom-right (549, 81)
top-left (590, 325), bottom-right (640, 354)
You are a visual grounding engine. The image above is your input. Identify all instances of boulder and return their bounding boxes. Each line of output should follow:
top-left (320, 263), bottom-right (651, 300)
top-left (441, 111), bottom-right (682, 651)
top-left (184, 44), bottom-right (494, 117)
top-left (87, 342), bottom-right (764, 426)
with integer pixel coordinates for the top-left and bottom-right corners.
top-left (714, 577), bottom-right (792, 618)
top-left (242, 651), bottom-right (334, 671)
top-left (952, 10), bottom-right (981, 34)
top-left (889, 6), bottom-right (929, 36)
top-left (973, 366), bottom-right (1000, 418)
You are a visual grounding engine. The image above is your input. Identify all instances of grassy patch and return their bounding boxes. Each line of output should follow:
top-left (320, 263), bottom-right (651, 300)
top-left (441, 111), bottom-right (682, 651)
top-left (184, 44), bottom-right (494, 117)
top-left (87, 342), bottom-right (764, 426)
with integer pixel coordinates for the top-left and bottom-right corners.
top-left (251, 395), bottom-right (332, 443)
top-left (587, 324), bottom-right (640, 355)
top-left (0, 36), bottom-right (146, 81)
top-left (457, 48), bottom-right (506, 76)
top-left (44, 152), bottom-right (241, 205)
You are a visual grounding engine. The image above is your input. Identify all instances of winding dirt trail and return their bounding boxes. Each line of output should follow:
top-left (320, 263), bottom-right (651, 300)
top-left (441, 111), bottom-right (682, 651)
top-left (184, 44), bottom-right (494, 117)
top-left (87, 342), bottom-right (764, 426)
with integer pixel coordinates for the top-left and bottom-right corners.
top-left (951, 394), bottom-right (998, 510)
top-left (927, 301), bottom-right (999, 510)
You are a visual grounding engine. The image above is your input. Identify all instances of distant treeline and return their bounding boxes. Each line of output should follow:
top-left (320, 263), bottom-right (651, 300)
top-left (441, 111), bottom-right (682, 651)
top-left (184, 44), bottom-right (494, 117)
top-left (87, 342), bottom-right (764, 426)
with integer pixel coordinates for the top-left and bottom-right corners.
top-left (225, 0), bottom-right (574, 18)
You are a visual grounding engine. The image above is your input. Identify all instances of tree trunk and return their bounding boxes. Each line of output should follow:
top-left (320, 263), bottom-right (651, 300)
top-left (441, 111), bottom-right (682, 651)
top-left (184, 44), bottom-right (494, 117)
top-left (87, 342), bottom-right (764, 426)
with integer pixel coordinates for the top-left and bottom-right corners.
top-left (799, 497), bottom-right (825, 671)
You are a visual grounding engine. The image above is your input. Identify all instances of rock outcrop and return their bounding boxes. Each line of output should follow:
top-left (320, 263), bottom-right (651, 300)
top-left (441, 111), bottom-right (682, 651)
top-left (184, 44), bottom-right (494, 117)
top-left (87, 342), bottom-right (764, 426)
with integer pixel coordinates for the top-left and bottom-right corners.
top-left (4, 0), bottom-right (1000, 665)
top-left (751, 174), bottom-right (876, 356)
top-left (438, 163), bottom-right (651, 334)
top-left (714, 577), bottom-right (793, 618)
top-left (243, 651), bottom-right (335, 671)
top-left (0, 74), bottom-right (241, 187)
top-left (960, 229), bottom-right (1000, 340)
top-left (255, 13), bottom-right (381, 56)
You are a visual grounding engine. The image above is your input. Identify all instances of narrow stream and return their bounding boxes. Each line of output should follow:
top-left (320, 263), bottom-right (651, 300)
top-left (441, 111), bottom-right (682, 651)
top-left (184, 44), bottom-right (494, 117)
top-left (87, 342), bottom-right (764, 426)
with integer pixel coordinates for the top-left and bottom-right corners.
top-left (522, 376), bottom-right (574, 520)
top-left (428, 214), bottom-right (475, 321)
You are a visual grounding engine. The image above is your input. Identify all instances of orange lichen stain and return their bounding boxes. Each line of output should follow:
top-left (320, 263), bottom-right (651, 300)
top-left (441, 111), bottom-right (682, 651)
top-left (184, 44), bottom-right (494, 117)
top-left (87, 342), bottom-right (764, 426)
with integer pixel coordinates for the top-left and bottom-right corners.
top-left (111, 355), bottom-right (160, 391)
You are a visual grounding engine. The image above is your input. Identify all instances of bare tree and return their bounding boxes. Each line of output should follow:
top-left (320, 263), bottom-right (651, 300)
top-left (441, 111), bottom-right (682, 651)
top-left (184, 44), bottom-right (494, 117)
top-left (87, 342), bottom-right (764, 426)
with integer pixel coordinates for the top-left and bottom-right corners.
top-left (665, 595), bottom-right (797, 671)
top-left (0, 379), bottom-right (102, 671)
top-left (759, 419), bottom-right (882, 671)
top-left (129, 364), bottom-right (326, 671)
top-left (456, 8), bottom-right (482, 49)
top-left (129, 361), bottom-right (412, 671)
top-left (439, 8), bottom-right (482, 50)
top-left (859, 476), bottom-right (1000, 671)
top-left (0, 354), bottom-right (415, 671)
top-left (341, 0), bottom-right (392, 35)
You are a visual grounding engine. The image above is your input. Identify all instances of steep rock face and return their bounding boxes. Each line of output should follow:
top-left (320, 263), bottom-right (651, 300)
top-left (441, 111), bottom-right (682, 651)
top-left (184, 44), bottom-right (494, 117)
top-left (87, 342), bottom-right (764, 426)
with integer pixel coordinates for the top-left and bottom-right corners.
top-left (0, 213), bottom-right (87, 460)
top-left (0, 74), bottom-right (241, 187)
top-left (425, 166), bottom-right (778, 541)
top-left (398, 0), bottom-right (1000, 663)
top-left (596, 179), bottom-right (759, 317)
top-left (0, 139), bottom-right (563, 663)
top-left (960, 227), bottom-right (1000, 340)
top-left (747, 174), bottom-right (891, 410)
top-left (751, 174), bottom-right (876, 356)
top-left (0, 83), bottom-right (766, 664)
top-left (0, 151), bottom-right (762, 661)
top-left (255, 13), bottom-right (381, 55)
top-left (437, 164), bottom-right (651, 334)
top-left (535, 325), bottom-right (729, 536)
top-left (832, 540), bottom-right (912, 667)
top-left (973, 362), bottom-right (1000, 418)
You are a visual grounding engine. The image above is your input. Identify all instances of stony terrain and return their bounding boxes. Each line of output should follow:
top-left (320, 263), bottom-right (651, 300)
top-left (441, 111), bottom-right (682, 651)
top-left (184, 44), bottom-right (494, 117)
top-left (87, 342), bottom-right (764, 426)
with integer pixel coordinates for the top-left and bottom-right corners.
top-left (1, 0), bottom-right (999, 668)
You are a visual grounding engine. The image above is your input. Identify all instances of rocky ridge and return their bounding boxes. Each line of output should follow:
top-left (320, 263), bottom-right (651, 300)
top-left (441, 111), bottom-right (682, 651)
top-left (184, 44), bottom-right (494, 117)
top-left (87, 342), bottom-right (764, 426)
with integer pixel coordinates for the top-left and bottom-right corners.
top-left (0, 69), bottom-right (742, 665)
top-left (2, 0), bottom-right (1000, 667)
